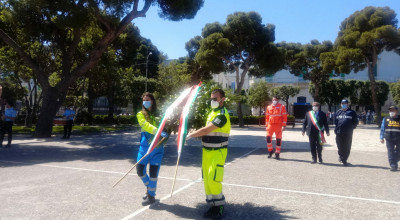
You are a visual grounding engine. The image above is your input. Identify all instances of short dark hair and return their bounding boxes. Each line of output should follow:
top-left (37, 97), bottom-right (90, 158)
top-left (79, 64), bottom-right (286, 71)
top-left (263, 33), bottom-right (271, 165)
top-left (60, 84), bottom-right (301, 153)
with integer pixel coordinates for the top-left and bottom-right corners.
top-left (272, 96), bottom-right (280, 100)
top-left (212, 89), bottom-right (225, 98)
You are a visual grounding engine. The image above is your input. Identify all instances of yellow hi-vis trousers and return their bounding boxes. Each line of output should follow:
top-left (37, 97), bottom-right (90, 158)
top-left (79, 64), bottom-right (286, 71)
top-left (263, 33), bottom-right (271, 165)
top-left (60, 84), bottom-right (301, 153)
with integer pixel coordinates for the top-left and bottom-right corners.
top-left (202, 147), bottom-right (227, 206)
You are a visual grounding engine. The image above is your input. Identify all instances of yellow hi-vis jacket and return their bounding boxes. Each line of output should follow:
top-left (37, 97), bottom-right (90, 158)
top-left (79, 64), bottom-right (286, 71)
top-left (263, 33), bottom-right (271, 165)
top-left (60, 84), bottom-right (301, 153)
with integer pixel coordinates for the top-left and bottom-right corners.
top-left (201, 107), bottom-right (231, 148)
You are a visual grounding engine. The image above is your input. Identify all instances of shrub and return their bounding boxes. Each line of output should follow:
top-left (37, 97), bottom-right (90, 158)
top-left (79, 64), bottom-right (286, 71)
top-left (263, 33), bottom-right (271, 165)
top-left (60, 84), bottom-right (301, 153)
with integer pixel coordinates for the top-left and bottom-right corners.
top-left (230, 115), bottom-right (295, 125)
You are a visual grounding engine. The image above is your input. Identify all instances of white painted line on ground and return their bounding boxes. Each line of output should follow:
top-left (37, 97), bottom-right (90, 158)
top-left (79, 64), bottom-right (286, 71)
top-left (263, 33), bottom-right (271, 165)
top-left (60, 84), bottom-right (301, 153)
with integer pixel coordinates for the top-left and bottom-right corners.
top-left (223, 182), bottom-right (400, 205)
top-left (120, 147), bottom-right (260, 220)
top-left (0, 160), bottom-right (192, 182)
top-left (121, 178), bottom-right (203, 220)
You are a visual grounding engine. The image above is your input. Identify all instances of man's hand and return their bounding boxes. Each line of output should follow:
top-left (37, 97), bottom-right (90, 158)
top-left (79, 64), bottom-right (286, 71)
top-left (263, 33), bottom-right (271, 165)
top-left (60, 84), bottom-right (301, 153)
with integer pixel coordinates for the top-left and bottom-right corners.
top-left (161, 131), bottom-right (169, 138)
top-left (301, 131), bottom-right (305, 136)
top-left (327, 133), bottom-right (330, 136)
top-left (282, 126), bottom-right (286, 131)
top-left (380, 139), bottom-right (384, 144)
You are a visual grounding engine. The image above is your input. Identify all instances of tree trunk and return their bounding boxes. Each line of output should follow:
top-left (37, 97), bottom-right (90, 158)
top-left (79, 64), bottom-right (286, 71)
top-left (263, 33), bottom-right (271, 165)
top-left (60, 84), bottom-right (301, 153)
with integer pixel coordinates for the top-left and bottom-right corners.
top-left (237, 101), bottom-right (244, 127)
top-left (34, 87), bottom-right (64, 137)
top-left (107, 95), bottom-right (115, 123)
top-left (367, 64), bottom-right (381, 126)
top-left (367, 48), bottom-right (381, 127)
top-left (313, 82), bottom-right (321, 102)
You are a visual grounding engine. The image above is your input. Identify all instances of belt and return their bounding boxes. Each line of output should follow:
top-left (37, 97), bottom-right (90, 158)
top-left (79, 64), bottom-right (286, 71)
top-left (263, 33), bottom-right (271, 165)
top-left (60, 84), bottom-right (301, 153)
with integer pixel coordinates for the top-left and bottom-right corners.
top-left (203, 146), bottom-right (227, 150)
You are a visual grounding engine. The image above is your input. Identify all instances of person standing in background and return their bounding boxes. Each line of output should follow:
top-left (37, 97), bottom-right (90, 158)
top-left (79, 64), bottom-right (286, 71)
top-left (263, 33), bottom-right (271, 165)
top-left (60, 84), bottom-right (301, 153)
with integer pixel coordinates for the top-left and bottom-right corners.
top-left (335, 99), bottom-right (358, 166)
top-left (62, 106), bottom-right (75, 139)
top-left (265, 96), bottom-right (287, 160)
top-left (0, 101), bottom-right (17, 148)
top-left (302, 102), bottom-right (330, 164)
top-left (380, 106), bottom-right (400, 172)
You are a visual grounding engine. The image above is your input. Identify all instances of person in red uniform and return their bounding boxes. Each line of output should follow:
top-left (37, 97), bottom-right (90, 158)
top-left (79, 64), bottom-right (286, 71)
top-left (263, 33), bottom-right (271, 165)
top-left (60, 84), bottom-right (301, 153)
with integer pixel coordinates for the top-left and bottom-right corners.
top-left (265, 96), bottom-right (287, 159)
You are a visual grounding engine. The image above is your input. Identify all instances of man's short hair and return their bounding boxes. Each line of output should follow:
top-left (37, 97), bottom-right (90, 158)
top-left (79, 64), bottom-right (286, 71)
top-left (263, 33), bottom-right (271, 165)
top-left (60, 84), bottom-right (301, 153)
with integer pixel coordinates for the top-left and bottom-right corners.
top-left (212, 89), bottom-right (225, 98)
top-left (312, 102), bottom-right (320, 106)
top-left (272, 96), bottom-right (280, 100)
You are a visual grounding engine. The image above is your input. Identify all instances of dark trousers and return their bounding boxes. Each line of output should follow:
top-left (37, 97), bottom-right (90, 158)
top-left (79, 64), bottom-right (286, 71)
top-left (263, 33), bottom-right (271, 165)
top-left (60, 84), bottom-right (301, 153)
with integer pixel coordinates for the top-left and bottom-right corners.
top-left (336, 132), bottom-right (353, 163)
top-left (386, 139), bottom-right (400, 169)
top-left (309, 132), bottom-right (322, 161)
top-left (0, 121), bottom-right (13, 146)
top-left (63, 120), bottom-right (73, 138)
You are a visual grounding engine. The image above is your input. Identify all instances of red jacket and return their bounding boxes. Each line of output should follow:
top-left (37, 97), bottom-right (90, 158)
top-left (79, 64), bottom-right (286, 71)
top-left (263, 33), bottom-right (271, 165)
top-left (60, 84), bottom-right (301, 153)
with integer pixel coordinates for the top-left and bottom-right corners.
top-left (265, 103), bottom-right (287, 127)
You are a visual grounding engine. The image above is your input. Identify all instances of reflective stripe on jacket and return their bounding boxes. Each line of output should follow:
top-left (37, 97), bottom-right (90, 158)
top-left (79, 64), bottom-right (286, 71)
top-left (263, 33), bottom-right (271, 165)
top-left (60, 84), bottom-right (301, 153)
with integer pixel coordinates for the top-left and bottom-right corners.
top-left (202, 107), bottom-right (231, 148)
top-left (265, 103), bottom-right (287, 126)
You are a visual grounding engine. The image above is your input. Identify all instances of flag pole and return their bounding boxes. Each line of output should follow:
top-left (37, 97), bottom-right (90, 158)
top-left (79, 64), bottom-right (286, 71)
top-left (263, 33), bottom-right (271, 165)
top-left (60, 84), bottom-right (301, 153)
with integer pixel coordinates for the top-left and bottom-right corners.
top-left (113, 137), bottom-right (167, 188)
top-left (170, 152), bottom-right (181, 197)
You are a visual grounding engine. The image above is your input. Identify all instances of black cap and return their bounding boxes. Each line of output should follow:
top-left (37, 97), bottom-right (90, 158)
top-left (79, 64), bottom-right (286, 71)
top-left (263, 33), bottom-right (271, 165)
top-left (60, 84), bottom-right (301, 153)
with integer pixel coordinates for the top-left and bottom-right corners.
top-left (389, 106), bottom-right (398, 111)
top-left (341, 99), bottom-right (349, 104)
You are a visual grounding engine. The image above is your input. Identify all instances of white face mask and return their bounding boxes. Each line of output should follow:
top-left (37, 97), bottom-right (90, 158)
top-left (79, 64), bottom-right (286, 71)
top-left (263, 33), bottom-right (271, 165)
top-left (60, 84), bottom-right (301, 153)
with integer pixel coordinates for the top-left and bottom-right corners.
top-left (389, 112), bottom-right (396, 117)
top-left (312, 106), bottom-right (319, 112)
top-left (211, 100), bottom-right (220, 109)
top-left (272, 101), bottom-right (278, 105)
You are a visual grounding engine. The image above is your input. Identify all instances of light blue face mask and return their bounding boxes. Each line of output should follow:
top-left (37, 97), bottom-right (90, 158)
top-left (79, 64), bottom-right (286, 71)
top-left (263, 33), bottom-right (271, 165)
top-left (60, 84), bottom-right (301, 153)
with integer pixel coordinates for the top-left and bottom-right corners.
top-left (143, 101), bottom-right (152, 109)
top-left (341, 104), bottom-right (348, 109)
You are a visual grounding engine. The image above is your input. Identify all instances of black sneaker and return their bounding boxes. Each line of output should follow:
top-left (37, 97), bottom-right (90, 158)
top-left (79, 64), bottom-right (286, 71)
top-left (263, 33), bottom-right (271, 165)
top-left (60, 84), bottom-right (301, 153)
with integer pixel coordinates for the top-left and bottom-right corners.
top-left (275, 153), bottom-right (280, 160)
top-left (390, 167), bottom-right (397, 172)
top-left (211, 205), bottom-right (224, 220)
top-left (141, 194), bottom-right (155, 206)
top-left (318, 159), bottom-right (323, 164)
top-left (203, 206), bottom-right (215, 218)
top-left (310, 160), bottom-right (317, 164)
top-left (267, 151), bottom-right (273, 158)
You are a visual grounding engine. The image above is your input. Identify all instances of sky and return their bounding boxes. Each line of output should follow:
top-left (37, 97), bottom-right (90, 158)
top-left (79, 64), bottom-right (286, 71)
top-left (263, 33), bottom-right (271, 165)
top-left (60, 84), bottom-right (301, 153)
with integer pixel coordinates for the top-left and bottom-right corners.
top-left (133, 0), bottom-right (400, 60)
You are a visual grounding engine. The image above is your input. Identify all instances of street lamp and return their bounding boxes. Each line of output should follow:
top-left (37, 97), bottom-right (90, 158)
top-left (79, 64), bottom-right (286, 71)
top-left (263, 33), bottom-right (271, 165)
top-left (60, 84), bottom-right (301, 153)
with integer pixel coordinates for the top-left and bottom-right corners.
top-left (145, 51), bottom-right (152, 92)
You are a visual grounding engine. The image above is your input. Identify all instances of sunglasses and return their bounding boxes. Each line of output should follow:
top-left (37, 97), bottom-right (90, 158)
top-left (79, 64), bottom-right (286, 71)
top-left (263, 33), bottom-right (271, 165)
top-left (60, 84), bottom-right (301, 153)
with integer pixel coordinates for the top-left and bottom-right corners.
top-left (210, 97), bottom-right (219, 101)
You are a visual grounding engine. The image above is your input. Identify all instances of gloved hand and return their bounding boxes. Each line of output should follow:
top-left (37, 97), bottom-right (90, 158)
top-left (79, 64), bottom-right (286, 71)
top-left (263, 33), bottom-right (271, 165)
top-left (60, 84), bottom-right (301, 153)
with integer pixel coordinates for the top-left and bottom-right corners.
top-left (161, 131), bottom-right (169, 138)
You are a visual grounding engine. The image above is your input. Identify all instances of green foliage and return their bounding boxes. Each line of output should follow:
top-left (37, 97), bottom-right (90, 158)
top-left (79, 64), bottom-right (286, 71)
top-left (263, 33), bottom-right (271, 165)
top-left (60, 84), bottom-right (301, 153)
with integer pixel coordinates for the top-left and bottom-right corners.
top-left (192, 11), bottom-right (284, 126)
top-left (330, 6), bottom-right (400, 125)
top-left (271, 85), bottom-right (300, 107)
top-left (248, 80), bottom-right (270, 109)
top-left (189, 81), bottom-right (228, 129)
top-left (230, 115), bottom-right (295, 125)
top-left (279, 40), bottom-right (333, 101)
top-left (313, 79), bottom-right (349, 110)
top-left (315, 79), bottom-right (389, 110)
top-left (390, 81), bottom-right (400, 105)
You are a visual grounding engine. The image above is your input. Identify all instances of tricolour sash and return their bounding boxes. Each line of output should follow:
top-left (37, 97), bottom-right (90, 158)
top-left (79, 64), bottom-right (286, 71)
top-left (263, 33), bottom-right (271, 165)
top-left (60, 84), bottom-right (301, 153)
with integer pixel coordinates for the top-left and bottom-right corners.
top-left (308, 111), bottom-right (326, 145)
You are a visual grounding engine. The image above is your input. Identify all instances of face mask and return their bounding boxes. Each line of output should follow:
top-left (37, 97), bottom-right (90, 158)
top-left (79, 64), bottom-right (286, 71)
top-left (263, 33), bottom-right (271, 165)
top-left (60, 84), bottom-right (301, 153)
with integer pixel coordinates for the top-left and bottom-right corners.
top-left (389, 112), bottom-right (396, 117)
top-left (143, 101), bottom-right (152, 109)
top-left (272, 101), bottom-right (278, 105)
top-left (341, 104), bottom-right (347, 109)
top-left (211, 100), bottom-right (220, 109)
top-left (312, 106), bottom-right (319, 112)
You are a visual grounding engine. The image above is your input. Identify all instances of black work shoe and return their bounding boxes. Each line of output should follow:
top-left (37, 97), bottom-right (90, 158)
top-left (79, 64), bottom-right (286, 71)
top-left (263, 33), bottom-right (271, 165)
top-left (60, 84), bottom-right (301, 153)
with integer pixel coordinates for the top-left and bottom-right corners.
top-left (141, 194), bottom-right (155, 206)
top-left (342, 161), bottom-right (348, 166)
top-left (268, 151), bottom-right (273, 158)
top-left (390, 167), bottom-right (397, 172)
top-left (142, 192), bottom-right (148, 200)
top-left (211, 205), bottom-right (224, 220)
top-left (203, 206), bottom-right (215, 218)
top-left (311, 160), bottom-right (317, 164)
top-left (275, 153), bottom-right (280, 160)
top-left (318, 159), bottom-right (323, 164)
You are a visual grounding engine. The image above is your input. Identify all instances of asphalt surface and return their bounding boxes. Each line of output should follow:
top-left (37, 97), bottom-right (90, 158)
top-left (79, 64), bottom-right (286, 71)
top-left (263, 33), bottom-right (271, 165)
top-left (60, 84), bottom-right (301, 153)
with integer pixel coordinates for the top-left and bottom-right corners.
top-left (0, 124), bottom-right (399, 220)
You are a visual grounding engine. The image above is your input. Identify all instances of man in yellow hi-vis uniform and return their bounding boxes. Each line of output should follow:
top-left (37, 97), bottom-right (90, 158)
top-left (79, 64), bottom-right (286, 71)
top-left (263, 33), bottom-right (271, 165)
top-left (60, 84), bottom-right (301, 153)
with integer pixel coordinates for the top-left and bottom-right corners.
top-left (187, 89), bottom-right (230, 220)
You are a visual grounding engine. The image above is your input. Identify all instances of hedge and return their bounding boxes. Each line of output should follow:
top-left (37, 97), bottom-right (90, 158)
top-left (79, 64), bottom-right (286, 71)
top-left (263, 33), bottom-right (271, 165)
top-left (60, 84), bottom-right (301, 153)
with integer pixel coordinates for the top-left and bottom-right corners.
top-left (230, 115), bottom-right (295, 125)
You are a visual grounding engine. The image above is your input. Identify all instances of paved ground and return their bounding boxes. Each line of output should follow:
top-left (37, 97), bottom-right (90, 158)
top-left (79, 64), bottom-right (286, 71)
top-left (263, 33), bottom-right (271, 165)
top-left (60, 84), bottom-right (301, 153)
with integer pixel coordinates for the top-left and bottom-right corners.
top-left (0, 124), bottom-right (399, 219)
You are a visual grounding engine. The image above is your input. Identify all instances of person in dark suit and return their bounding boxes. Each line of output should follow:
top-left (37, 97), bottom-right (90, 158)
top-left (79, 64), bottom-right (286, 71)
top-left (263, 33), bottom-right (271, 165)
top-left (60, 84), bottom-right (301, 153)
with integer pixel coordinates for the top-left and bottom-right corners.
top-left (302, 102), bottom-right (330, 164)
